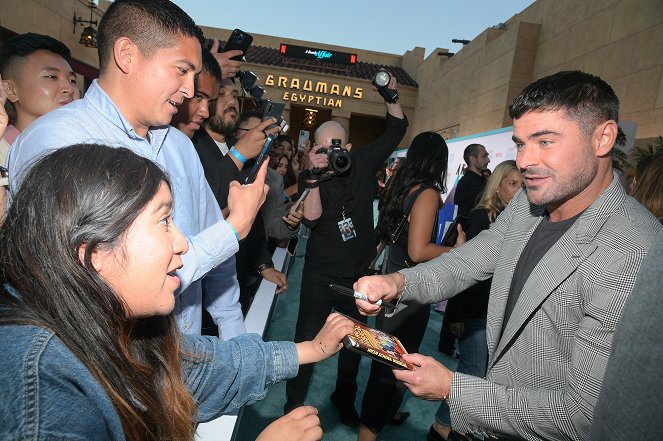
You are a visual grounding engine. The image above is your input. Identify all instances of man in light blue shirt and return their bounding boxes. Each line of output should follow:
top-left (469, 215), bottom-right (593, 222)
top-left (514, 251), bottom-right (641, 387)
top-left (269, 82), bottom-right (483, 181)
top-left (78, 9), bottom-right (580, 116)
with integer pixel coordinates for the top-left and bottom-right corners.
top-left (7, 0), bottom-right (271, 337)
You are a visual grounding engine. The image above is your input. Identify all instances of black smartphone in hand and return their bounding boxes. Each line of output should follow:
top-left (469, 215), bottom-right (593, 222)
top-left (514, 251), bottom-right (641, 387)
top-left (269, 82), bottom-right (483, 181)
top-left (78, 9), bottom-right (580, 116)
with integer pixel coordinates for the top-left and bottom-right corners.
top-left (263, 102), bottom-right (285, 121)
top-left (245, 134), bottom-right (276, 184)
top-left (222, 29), bottom-right (253, 60)
top-left (441, 215), bottom-right (468, 247)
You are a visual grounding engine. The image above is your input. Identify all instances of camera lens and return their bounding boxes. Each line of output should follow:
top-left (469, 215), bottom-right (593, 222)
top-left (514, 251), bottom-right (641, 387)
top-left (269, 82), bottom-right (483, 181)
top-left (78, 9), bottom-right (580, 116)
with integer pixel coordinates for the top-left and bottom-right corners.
top-left (335, 156), bottom-right (349, 169)
top-left (329, 149), bottom-right (351, 174)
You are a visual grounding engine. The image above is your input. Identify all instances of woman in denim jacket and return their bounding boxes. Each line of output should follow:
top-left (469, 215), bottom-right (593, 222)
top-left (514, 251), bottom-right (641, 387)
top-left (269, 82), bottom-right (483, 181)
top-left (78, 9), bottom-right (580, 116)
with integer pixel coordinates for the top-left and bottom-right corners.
top-left (0, 144), bottom-right (353, 441)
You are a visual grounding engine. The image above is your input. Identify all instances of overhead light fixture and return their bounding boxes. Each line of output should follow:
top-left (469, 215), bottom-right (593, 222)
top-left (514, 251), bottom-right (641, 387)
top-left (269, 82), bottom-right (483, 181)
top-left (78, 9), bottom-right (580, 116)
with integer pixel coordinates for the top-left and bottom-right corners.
top-left (73, 1), bottom-right (98, 48)
top-left (303, 108), bottom-right (318, 130)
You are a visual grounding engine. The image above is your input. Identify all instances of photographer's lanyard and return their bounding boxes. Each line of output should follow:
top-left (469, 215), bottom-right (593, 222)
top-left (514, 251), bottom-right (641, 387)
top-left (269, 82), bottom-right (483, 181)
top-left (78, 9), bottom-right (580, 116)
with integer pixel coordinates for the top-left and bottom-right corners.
top-left (338, 204), bottom-right (357, 242)
top-left (326, 175), bottom-right (357, 242)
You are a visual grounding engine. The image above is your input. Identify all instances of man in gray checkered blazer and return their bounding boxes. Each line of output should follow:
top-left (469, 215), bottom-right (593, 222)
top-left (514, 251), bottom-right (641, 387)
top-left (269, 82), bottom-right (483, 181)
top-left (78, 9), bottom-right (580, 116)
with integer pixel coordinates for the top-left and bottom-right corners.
top-left (354, 71), bottom-right (662, 441)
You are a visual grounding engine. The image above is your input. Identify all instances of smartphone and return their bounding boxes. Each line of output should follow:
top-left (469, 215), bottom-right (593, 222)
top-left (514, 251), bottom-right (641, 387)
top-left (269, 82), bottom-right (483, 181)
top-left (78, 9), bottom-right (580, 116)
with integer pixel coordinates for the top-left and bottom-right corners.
top-left (440, 215), bottom-right (468, 247)
top-left (222, 28), bottom-right (253, 60)
top-left (245, 134), bottom-right (276, 184)
top-left (263, 102), bottom-right (285, 121)
top-left (291, 188), bottom-right (310, 213)
top-left (298, 130), bottom-right (310, 151)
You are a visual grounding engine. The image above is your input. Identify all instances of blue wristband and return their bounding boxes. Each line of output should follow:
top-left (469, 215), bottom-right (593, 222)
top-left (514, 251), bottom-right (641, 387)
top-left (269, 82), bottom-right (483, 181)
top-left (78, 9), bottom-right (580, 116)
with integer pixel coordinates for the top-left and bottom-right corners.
top-left (229, 147), bottom-right (247, 164)
top-left (226, 221), bottom-right (240, 242)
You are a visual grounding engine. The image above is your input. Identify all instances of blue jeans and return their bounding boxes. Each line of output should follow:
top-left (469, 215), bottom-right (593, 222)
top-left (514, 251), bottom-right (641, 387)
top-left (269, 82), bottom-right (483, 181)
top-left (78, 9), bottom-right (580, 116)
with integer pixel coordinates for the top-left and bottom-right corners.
top-left (435, 318), bottom-right (488, 426)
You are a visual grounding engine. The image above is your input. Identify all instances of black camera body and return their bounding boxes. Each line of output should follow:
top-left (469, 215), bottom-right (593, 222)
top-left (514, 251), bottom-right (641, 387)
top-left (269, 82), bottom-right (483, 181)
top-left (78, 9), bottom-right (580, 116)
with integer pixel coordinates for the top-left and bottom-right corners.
top-left (316, 139), bottom-right (351, 174)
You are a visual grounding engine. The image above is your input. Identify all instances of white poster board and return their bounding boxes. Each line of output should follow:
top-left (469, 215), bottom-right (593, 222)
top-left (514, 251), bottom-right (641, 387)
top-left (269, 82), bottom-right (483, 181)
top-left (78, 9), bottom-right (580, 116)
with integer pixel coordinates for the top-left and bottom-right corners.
top-left (443, 127), bottom-right (515, 202)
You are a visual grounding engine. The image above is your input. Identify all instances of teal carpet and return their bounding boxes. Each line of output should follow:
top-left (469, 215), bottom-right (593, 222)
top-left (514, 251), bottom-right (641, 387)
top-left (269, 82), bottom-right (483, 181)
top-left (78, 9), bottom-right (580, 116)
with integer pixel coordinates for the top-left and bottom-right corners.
top-left (235, 238), bottom-right (458, 440)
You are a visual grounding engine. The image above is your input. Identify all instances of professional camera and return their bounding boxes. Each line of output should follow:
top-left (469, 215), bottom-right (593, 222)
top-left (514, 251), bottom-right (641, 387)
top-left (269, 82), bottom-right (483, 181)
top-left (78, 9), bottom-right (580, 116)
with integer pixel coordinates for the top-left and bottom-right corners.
top-left (316, 139), bottom-right (351, 174)
top-left (371, 69), bottom-right (399, 103)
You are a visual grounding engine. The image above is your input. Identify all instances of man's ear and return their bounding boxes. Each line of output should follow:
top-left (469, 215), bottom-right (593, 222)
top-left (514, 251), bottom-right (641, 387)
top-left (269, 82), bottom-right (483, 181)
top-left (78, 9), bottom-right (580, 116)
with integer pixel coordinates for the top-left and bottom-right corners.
top-left (345, 143), bottom-right (352, 152)
top-left (594, 120), bottom-right (618, 157)
top-left (3, 79), bottom-right (19, 104)
top-left (113, 37), bottom-right (138, 74)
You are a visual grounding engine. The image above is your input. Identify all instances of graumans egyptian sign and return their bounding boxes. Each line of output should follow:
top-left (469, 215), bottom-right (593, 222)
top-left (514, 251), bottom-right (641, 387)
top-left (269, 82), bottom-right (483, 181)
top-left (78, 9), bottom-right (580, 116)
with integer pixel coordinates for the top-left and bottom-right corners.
top-left (265, 74), bottom-right (363, 109)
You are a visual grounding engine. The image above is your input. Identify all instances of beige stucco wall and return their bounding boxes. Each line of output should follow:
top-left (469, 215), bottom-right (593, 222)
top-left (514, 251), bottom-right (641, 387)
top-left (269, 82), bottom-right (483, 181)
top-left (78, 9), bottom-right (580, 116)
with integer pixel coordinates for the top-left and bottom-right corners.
top-left (0, 0), bottom-right (104, 69)
top-left (2, 0), bottom-right (660, 144)
top-left (409, 0), bottom-right (663, 144)
top-left (199, 26), bottom-right (418, 128)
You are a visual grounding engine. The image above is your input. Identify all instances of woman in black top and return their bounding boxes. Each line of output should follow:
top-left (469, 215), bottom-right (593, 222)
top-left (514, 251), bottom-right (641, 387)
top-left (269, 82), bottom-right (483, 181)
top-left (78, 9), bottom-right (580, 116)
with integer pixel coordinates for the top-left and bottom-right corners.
top-left (358, 132), bottom-right (454, 441)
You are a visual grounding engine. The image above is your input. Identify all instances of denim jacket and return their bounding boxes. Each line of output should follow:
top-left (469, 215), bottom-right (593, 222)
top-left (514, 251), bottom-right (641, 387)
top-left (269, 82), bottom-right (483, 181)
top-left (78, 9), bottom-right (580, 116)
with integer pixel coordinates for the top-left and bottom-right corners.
top-left (0, 324), bottom-right (298, 440)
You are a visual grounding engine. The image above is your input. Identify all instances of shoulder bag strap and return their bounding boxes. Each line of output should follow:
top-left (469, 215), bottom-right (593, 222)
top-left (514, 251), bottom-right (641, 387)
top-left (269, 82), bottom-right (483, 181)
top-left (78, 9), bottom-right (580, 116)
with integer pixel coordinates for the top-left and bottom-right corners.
top-left (389, 185), bottom-right (434, 243)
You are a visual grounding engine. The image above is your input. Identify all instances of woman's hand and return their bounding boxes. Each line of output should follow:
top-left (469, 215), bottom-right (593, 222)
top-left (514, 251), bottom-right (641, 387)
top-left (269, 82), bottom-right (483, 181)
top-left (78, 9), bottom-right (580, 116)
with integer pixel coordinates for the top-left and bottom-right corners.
top-left (296, 312), bottom-right (354, 364)
top-left (454, 224), bottom-right (466, 247)
top-left (256, 406), bottom-right (322, 441)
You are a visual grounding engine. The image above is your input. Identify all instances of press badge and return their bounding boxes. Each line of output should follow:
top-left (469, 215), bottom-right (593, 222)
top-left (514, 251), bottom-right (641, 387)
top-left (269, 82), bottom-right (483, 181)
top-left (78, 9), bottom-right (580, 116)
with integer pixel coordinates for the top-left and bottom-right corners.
top-left (338, 217), bottom-right (357, 242)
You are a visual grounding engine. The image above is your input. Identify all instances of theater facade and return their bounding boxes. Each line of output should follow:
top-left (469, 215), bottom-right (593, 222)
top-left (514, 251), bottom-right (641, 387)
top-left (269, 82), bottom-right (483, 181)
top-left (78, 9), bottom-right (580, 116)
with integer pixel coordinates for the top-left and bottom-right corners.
top-left (2, 0), bottom-right (661, 149)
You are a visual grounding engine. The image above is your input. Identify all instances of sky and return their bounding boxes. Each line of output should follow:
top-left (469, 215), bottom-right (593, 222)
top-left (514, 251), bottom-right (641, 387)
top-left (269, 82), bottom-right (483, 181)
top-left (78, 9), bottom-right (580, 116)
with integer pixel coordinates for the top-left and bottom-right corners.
top-left (172, 0), bottom-right (536, 57)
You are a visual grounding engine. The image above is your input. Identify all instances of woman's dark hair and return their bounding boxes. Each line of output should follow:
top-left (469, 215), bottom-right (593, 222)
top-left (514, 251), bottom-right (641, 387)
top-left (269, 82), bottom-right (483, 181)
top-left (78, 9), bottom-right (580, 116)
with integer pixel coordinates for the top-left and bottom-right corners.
top-left (376, 132), bottom-right (448, 242)
top-left (0, 144), bottom-right (196, 441)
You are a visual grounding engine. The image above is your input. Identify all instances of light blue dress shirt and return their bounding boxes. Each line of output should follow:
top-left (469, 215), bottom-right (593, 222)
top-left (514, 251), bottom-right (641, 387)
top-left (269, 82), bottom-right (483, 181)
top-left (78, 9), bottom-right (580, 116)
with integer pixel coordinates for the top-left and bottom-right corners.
top-left (7, 80), bottom-right (246, 338)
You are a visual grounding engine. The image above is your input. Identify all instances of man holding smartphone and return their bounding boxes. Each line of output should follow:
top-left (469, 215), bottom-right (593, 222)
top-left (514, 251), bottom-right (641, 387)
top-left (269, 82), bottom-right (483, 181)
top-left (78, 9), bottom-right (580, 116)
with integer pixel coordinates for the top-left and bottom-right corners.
top-left (284, 74), bottom-right (407, 427)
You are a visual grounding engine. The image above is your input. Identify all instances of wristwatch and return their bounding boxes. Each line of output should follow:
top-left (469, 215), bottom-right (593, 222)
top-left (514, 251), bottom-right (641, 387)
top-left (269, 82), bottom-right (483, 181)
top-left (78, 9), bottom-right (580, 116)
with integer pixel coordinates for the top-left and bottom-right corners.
top-left (257, 262), bottom-right (274, 275)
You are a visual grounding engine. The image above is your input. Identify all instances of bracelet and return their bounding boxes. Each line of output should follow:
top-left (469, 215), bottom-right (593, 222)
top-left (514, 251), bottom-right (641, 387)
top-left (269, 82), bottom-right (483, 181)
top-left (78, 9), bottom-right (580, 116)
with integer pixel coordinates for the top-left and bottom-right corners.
top-left (226, 221), bottom-right (240, 242)
top-left (305, 180), bottom-right (319, 189)
top-left (229, 147), bottom-right (247, 164)
top-left (257, 262), bottom-right (274, 274)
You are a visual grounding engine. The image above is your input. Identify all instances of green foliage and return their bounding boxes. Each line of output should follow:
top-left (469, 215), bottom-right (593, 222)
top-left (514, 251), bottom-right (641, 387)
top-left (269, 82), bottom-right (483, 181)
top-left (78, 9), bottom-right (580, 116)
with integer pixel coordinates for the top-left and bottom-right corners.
top-left (612, 134), bottom-right (663, 174)
top-left (633, 136), bottom-right (663, 162)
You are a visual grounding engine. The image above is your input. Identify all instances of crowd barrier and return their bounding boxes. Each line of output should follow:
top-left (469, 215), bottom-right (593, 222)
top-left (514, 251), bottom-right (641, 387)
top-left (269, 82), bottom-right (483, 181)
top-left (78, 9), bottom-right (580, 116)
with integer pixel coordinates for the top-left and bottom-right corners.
top-left (195, 243), bottom-right (294, 441)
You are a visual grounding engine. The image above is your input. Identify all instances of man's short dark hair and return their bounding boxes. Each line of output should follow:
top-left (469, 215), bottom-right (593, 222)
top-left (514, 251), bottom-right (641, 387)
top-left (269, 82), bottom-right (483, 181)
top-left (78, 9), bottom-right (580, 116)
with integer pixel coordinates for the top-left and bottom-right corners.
top-left (463, 143), bottom-right (483, 165)
top-left (201, 49), bottom-right (222, 84)
top-left (0, 33), bottom-right (71, 78)
top-left (97, 0), bottom-right (204, 72)
top-left (239, 109), bottom-right (263, 126)
top-left (509, 70), bottom-right (619, 135)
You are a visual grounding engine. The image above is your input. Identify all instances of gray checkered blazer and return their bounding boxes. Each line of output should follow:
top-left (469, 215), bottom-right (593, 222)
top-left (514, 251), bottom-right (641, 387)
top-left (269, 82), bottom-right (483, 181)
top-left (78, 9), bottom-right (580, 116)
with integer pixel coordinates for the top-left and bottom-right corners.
top-left (400, 174), bottom-right (662, 440)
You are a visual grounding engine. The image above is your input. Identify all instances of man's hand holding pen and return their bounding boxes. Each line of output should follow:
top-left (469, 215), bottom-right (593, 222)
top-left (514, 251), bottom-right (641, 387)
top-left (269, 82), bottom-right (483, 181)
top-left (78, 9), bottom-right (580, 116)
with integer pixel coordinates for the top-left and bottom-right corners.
top-left (328, 284), bottom-right (397, 310)
top-left (353, 272), bottom-right (405, 316)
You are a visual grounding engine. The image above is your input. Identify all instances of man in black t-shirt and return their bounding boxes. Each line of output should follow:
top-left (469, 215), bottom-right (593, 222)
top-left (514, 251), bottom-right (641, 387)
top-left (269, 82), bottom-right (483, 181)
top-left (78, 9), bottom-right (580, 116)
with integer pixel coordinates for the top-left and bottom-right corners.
top-left (284, 76), bottom-right (407, 426)
top-left (454, 143), bottom-right (490, 217)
